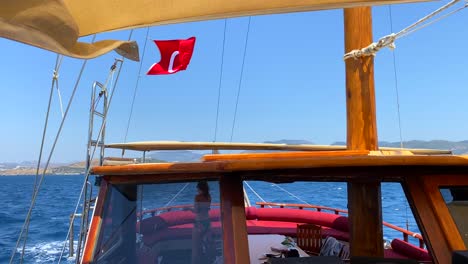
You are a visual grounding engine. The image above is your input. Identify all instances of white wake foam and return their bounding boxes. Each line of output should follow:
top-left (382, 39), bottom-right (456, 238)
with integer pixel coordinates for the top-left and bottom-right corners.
top-left (19, 240), bottom-right (77, 263)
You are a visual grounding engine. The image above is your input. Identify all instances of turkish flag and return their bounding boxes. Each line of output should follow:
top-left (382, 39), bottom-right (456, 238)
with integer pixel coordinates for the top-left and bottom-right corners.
top-left (147, 37), bottom-right (196, 75)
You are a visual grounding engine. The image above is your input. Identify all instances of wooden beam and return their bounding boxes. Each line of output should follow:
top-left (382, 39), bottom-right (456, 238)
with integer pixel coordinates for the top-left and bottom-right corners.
top-left (344, 9), bottom-right (378, 151)
top-left (219, 175), bottom-right (249, 264)
top-left (92, 155), bottom-right (468, 176)
top-left (344, 7), bottom-right (383, 257)
top-left (347, 179), bottom-right (384, 256)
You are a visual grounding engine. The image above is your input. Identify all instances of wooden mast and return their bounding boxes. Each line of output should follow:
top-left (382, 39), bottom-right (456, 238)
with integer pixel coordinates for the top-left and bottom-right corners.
top-left (344, 7), bottom-right (384, 257)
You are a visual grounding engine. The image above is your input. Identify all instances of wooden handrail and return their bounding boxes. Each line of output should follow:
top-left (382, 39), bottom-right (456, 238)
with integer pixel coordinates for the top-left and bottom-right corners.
top-left (256, 202), bottom-right (425, 248)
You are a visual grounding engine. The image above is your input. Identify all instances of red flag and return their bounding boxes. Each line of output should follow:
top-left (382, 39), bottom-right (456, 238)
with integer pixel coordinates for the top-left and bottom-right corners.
top-left (147, 37), bottom-right (196, 75)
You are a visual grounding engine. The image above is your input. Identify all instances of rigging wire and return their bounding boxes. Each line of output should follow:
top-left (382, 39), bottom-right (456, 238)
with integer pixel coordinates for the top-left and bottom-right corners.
top-left (164, 183), bottom-right (190, 208)
top-left (388, 6), bottom-right (404, 150)
top-left (10, 35), bottom-right (97, 264)
top-left (12, 53), bottom-right (64, 264)
top-left (58, 29), bottom-right (135, 263)
top-left (213, 19), bottom-right (228, 142)
top-left (123, 27), bottom-right (151, 144)
top-left (388, 5), bottom-right (410, 231)
top-left (244, 181), bottom-right (271, 207)
top-left (32, 54), bottom-right (63, 195)
top-left (272, 184), bottom-right (311, 205)
top-left (230, 17), bottom-right (251, 142)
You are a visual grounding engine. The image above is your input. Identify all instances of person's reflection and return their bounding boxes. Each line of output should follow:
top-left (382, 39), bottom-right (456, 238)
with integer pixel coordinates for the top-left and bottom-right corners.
top-left (191, 181), bottom-right (212, 264)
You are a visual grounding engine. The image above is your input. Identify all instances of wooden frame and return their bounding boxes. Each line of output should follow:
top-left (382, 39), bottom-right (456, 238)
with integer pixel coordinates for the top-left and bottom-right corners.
top-left (220, 175), bottom-right (250, 264)
top-left (87, 153), bottom-right (468, 264)
top-left (404, 174), bottom-right (468, 264)
top-left (82, 179), bottom-right (109, 263)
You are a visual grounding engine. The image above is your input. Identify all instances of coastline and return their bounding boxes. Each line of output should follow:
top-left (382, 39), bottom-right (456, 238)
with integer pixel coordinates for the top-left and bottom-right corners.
top-left (0, 173), bottom-right (83, 176)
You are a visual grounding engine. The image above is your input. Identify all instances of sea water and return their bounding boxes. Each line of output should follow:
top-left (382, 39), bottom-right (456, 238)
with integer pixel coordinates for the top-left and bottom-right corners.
top-left (0, 175), bottom-right (420, 263)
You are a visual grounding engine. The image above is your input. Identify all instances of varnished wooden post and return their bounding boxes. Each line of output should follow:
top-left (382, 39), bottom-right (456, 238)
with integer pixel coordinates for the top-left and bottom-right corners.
top-left (220, 175), bottom-right (249, 264)
top-left (344, 7), bottom-right (384, 257)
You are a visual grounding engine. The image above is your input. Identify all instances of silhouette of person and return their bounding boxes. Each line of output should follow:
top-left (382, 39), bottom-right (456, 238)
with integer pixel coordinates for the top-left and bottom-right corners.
top-left (191, 181), bottom-right (213, 264)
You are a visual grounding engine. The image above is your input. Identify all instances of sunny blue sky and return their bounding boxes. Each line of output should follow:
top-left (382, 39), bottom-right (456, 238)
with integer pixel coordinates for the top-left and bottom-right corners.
top-left (0, 1), bottom-right (467, 162)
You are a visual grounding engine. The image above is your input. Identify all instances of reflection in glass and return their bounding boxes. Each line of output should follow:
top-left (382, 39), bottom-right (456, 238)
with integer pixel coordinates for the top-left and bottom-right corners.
top-left (93, 181), bottom-right (223, 264)
top-left (440, 187), bottom-right (468, 247)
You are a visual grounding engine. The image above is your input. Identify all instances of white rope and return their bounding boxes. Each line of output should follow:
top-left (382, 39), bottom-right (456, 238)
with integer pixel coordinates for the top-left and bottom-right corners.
top-left (52, 56), bottom-right (65, 118)
top-left (272, 184), bottom-right (311, 205)
top-left (244, 181), bottom-right (271, 208)
top-left (56, 85), bottom-right (65, 118)
top-left (344, 0), bottom-right (467, 60)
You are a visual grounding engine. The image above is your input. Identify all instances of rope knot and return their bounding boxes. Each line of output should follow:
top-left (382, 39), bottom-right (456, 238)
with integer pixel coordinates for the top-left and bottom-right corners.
top-left (52, 70), bottom-right (59, 80)
top-left (343, 33), bottom-right (396, 60)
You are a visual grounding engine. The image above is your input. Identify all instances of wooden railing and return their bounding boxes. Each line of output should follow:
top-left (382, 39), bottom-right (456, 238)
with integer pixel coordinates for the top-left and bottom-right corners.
top-left (256, 202), bottom-right (425, 249)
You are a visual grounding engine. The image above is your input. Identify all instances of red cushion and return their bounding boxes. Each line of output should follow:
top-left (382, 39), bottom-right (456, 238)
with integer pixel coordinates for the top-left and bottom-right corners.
top-left (246, 220), bottom-right (349, 241)
top-left (143, 221), bottom-right (223, 245)
top-left (247, 220), bottom-right (298, 236)
top-left (255, 208), bottom-right (347, 230)
top-left (209, 209), bottom-right (221, 221)
top-left (155, 209), bottom-right (221, 227)
top-left (391, 239), bottom-right (431, 261)
top-left (331, 215), bottom-right (349, 232)
top-left (245, 207), bottom-right (257, 220)
top-left (158, 210), bottom-right (196, 226)
top-left (321, 227), bottom-right (349, 241)
top-left (139, 216), bottom-right (167, 233)
top-left (384, 249), bottom-right (408, 259)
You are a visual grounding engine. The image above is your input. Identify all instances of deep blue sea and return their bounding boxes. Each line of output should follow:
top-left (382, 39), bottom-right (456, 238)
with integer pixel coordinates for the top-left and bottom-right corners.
top-left (1, 175), bottom-right (422, 263)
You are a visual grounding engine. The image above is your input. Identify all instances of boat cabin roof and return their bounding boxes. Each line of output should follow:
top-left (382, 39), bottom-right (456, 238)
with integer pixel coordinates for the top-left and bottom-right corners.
top-left (92, 142), bottom-right (468, 183)
top-left (89, 143), bottom-right (468, 264)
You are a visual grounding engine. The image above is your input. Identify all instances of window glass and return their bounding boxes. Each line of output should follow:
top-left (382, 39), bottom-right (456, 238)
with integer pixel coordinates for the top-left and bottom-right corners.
top-left (440, 187), bottom-right (468, 247)
top-left (93, 181), bottom-right (223, 264)
top-left (243, 181), bottom-right (431, 262)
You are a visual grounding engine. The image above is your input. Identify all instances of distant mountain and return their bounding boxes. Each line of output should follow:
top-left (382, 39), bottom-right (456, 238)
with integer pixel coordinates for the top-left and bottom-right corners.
top-left (0, 160), bottom-right (98, 176)
top-left (147, 150), bottom-right (204, 162)
top-left (3, 139), bottom-right (468, 175)
top-left (331, 140), bottom-right (468, 154)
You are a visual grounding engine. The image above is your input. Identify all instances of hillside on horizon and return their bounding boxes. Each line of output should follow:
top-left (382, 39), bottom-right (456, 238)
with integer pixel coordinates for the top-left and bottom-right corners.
top-left (2, 139), bottom-right (468, 175)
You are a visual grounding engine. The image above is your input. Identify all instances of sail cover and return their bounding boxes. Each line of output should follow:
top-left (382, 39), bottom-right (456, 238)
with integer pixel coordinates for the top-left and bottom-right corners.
top-left (1, 0), bottom-right (428, 60)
